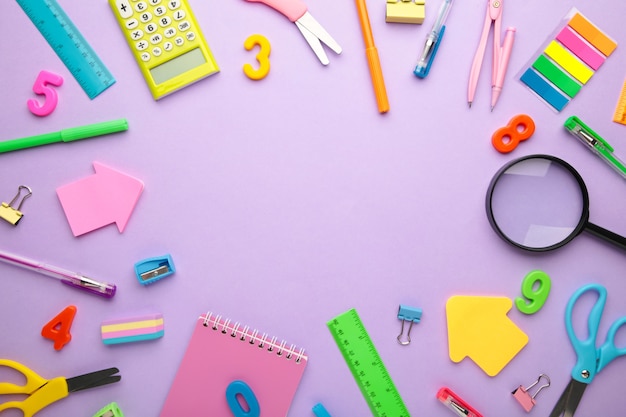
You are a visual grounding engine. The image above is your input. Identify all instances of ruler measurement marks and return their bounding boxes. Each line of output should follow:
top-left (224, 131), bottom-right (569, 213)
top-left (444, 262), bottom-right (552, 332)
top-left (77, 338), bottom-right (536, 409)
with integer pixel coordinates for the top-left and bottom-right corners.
top-left (327, 309), bottom-right (411, 417)
top-left (17, 0), bottom-right (115, 99)
top-left (613, 79), bottom-right (626, 126)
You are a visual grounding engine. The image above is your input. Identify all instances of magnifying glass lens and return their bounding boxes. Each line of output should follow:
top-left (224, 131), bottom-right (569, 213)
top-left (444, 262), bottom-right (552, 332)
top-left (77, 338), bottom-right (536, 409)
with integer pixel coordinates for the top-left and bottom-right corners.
top-left (488, 157), bottom-right (586, 250)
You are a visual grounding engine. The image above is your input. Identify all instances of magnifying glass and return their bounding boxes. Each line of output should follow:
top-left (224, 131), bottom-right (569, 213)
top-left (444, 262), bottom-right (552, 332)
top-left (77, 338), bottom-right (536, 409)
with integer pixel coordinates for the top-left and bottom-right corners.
top-left (486, 154), bottom-right (626, 252)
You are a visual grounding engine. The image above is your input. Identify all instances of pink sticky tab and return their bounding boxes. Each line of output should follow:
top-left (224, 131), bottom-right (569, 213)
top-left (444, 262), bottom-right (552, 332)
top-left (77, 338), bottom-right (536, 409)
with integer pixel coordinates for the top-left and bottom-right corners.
top-left (513, 386), bottom-right (535, 412)
top-left (556, 27), bottom-right (605, 70)
top-left (56, 162), bottom-right (144, 236)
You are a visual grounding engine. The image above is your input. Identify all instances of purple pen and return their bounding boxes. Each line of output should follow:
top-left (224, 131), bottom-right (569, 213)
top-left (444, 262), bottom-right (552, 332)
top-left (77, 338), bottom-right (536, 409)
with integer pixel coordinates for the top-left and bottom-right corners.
top-left (0, 249), bottom-right (116, 298)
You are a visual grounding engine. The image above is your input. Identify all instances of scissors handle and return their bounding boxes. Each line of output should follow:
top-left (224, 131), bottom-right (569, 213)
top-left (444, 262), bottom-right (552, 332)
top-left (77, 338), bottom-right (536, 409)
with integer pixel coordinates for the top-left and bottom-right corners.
top-left (0, 360), bottom-right (68, 417)
top-left (566, 284), bottom-right (607, 383)
top-left (597, 312), bottom-right (626, 373)
top-left (245, 0), bottom-right (307, 22)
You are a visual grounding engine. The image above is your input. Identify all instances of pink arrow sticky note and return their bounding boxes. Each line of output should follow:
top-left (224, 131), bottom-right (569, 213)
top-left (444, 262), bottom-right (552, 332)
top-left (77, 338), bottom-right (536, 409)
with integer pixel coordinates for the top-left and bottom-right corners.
top-left (57, 162), bottom-right (144, 236)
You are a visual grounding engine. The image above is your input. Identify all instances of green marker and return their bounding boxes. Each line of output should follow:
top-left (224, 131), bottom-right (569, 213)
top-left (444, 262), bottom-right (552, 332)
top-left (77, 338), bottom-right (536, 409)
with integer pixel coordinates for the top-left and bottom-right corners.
top-left (0, 118), bottom-right (128, 153)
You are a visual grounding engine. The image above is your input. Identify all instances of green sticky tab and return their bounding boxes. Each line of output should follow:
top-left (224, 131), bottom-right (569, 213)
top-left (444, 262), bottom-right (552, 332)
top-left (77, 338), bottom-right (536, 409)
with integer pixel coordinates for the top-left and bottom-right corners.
top-left (533, 55), bottom-right (582, 98)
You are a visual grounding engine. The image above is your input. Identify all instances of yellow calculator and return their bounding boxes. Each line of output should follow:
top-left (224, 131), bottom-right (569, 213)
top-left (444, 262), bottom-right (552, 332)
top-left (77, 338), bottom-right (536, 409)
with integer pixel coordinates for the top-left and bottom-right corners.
top-left (109, 0), bottom-right (219, 100)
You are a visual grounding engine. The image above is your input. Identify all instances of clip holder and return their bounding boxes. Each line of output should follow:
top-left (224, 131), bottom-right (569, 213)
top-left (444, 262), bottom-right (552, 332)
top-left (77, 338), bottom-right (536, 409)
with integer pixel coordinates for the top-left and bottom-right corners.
top-left (437, 387), bottom-right (483, 417)
top-left (134, 254), bottom-right (176, 285)
top-left (93, 402), bottom-right (124, 417)
top-left (512, 374), bottom-right (550, 412)
top-left (397, 304), bottom-right (422, 345)
top-left (0, 185), bottom-right (32, 226)
top-left (386, 0), bottom-right (425, 24)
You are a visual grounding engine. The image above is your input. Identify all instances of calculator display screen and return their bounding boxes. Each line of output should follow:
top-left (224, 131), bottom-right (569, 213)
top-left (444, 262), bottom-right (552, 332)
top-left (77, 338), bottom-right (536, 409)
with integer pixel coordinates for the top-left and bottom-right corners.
top-left (150, 48), bottom-right (206, 85)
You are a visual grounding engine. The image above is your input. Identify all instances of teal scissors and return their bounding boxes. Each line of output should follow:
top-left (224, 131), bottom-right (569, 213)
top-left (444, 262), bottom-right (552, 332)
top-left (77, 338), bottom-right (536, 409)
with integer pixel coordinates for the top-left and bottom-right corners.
top-left (549, 284), bottom-right (626, 417)
top-left (0, 359), bottom-right (120, 417)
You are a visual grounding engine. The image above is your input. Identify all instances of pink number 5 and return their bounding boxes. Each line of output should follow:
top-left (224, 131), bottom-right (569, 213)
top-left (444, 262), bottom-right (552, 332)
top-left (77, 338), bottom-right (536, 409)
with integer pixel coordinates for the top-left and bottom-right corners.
top-left (28, 70), bottom-right (64, 117)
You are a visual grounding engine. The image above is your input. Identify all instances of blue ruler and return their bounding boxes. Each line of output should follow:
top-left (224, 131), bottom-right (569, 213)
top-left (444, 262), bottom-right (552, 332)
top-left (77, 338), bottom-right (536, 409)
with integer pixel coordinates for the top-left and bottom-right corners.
top-left (17, 0), bottom-right (115, 99)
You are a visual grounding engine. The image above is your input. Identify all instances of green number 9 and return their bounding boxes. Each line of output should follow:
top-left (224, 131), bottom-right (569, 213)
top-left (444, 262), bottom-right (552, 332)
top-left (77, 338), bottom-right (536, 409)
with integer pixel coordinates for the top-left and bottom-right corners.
top-left (515, 270), bottom-right (551, 314)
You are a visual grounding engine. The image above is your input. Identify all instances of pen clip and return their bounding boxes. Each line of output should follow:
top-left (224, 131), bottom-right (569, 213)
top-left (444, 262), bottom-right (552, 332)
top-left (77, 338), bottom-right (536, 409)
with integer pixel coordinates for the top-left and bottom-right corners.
top-left (565, 116), bottom-right (613, 152)
top-left (414, 25), bottom-right (446, 78)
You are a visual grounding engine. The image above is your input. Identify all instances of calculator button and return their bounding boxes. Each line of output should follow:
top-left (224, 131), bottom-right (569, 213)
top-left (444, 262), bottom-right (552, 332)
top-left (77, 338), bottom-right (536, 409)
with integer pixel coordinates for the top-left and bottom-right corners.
top-left (185, 31), bottom-right (195, 41)
top-left (178, 20), bottom-right (190, 31)
top-left (174, 36), bottom-right (184, 46)
top-left (140, 52), bottom-right (150, 61)
top-left (164, 27), bottom-right (177, 38)
top-left (154, 5), bottom-right (166, 16)
top-left (152, 47), bottom-right (162, 57)
top-left (125, 18), bottom-right (139, 29)
top-left (135, 1), bottom-right (148, 11)
top-left (115, 0), bottom-right (133, 18)
top-left (139, 12), bottom-right (152, 22)
top-left (167, 0), bottom-right (181, 10)
top-left (173, 9), bottom-right (185, 20)
top-left (145, 22), bottom-right (157, 33)
top-left (164, 41), bottom-right (173, 51)
top-left (149, 0), bottom-right (161, 4)
top-left (150, 33), bottom-right (163, 44)
top-left (131, 29), bottom-right (144, 40)
top-left (136, 40), bottom-right (149, 50)
top-left (158, 16), bottom-right (172, 27)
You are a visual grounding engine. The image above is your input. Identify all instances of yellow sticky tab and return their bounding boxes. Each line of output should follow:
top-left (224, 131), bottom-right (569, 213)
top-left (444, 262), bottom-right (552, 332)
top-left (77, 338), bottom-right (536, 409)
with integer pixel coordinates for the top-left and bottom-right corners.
top-left (446, 296), bottom-right (528, 376)
top-left (544, 41), bottom-right (594, 84)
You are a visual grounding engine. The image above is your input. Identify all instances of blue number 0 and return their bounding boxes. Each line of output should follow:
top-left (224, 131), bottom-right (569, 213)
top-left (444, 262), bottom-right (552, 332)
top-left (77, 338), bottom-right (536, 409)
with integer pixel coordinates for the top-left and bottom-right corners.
top-left (226, 380), bottom-right (260, 417)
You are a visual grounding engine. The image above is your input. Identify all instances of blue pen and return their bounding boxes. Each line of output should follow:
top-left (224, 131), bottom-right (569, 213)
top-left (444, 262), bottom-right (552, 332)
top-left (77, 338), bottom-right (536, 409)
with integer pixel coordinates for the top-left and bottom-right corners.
top-left (414, 0), bottom-right (454, 78)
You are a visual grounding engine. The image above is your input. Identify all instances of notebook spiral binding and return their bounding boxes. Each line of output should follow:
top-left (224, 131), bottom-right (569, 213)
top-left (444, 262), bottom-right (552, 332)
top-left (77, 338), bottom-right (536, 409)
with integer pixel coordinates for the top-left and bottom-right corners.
top-left (201, 312), bottom-right (307, 364)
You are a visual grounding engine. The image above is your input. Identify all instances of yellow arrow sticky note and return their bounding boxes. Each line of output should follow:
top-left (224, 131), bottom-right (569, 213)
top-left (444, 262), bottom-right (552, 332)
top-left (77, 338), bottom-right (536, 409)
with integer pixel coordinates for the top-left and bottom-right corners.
top-left (446, 296), bottom-right (528, 376)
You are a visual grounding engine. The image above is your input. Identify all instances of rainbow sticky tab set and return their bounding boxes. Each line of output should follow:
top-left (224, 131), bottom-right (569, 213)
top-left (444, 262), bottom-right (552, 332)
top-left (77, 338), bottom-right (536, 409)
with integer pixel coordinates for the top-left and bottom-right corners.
top-left (519, 8), bottom-right (617, 112)
top-left (101, 313), bottom-right (164, 345)
top-left (134, 254), bottom-right (176, 285)
top-left (93, 402), bottom-right (124, 417)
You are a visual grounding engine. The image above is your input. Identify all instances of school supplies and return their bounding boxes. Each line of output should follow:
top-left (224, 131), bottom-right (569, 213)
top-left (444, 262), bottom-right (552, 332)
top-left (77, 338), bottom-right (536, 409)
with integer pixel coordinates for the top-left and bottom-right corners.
top-left (226, 380), bottom-right (260, 417)
top-left (491, 114), bottom-right (535, 153)
top-left (244, 0), bottom-right (342, 65)
top-left (244, 34), bottom-right (272, 80)
top-left (0, 248), bottom-right (116, 298)
top-left (386, 0), bottom-right (425, 24)
top-left (613, 79), bottom-right (626, 125)
top-left (0, 186), bottom-right (32, 226)
top-left (548, 284), bottom-right (626, 417)
top-left (108, 0), bottom-right (219, 100)
top-left (467, 0), bottom-right (515, 110)
top-left (134, 255), bottom-right (176, 285)
top-left (41, 305), bottom-right (77, 351)
top-left (0, 119), bottom-right (128, 154)
top-left (93, 402), bottom-right (124, 417)
top-left (159, 312), bottom-right (308, 417)
top-left (56, 162), bottom-right (144, 236)
top-left (327, 308), bottom-right (410, 417)
top-left (414, 0), bottom-right (454, 78)
top-left (515, 270), bottom-right (551, 315)
top-left (437, 387), bottom-right (483, 417)
top-left (101, 313), bottom-right (164, 345)
top-left (519, 9), bottom-right (617, 112)
top-left (16, 0), bottom-right (115, 99)
top-left (28, 71), bottom-right (63, 117)
top-left (355, 0), bottom-right (389, 113)
top-left (512, 374), bottom-right (550, 412)
top-left (486, 155), bottom-right (626, 252)
top-left (565, 116), bottom-right (626, 179)
top-left (396, 304), bottom-right (422, 345)
top-left (0, 359), bottom-right (120, 417)
top-left (446, 296), bottom-right (528, 376)
top-left (313, 403), bottom-right (333, 417)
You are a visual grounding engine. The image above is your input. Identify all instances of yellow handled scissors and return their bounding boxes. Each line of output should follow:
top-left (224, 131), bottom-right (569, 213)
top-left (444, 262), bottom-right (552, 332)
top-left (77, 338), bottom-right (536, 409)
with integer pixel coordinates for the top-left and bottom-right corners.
top-left (0, 359), bottom-right (120, 417)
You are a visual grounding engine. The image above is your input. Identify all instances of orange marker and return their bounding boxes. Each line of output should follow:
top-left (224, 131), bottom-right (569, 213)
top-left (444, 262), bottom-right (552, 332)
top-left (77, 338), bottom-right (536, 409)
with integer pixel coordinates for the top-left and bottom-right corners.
top-left (355, 0), bottom-right (389, 113)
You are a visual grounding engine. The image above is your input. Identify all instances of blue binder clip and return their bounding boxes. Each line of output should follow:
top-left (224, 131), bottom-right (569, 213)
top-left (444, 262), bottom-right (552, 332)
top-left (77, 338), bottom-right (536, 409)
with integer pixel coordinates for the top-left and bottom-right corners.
top-left (397, 304), bottom-right (422, 345)
top-left (134, 254), bottom-right (175, 285)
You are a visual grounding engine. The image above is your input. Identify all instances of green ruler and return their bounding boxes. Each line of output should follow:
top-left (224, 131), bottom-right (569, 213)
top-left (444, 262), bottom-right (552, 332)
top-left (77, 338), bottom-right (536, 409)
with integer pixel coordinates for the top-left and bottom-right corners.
top-left (17, 0), bottom-right (115, 99)
top-left (327, 308), bottom-right (411, 417)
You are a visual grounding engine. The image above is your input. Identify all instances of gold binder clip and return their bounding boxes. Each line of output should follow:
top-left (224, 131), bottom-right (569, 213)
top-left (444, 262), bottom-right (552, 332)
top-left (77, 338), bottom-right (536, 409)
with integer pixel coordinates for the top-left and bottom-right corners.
top-left (0, 185), bottom-right (32, 225)
top-left (386, 0), bottom-right (426, 24)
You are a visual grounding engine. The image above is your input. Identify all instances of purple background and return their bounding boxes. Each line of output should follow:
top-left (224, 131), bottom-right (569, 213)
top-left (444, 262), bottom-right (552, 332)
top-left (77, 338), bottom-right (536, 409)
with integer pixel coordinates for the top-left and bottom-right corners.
top-left (1, 0), bottom-right (626, 416)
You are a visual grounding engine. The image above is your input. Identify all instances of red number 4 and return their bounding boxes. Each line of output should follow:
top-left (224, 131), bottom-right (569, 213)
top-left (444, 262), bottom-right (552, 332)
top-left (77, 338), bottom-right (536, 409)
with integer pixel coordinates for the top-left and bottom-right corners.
top-left (41, 305), bottom-right (77, 351)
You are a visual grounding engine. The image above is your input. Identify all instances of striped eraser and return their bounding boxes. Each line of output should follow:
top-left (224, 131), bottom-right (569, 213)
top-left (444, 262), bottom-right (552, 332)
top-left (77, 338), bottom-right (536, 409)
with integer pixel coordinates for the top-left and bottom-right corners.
top-left (101, 313), bottom-right (164, 345)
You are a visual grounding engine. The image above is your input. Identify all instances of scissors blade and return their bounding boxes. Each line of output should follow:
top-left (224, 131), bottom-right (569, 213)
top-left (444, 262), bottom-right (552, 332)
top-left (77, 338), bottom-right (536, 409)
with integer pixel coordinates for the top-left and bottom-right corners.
top-left (66, 367), bottom-right (121, 392)
top-left (549, 379), bottom-right (587, 417)
top-left (295, 20), bottom-right (329, 65)
top-left (296, 12), bottom-right (342, 56)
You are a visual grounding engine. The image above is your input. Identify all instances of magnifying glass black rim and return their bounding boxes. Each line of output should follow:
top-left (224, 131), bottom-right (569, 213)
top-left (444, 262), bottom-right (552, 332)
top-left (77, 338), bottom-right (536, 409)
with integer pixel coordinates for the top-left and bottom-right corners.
top-left (486, 154), bottom-right (591, 252)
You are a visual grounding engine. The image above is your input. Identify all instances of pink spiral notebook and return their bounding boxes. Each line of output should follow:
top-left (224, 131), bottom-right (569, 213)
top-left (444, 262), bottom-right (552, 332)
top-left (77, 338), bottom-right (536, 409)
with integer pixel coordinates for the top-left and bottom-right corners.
top-left (159, 312), bottom-right (308, 417)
